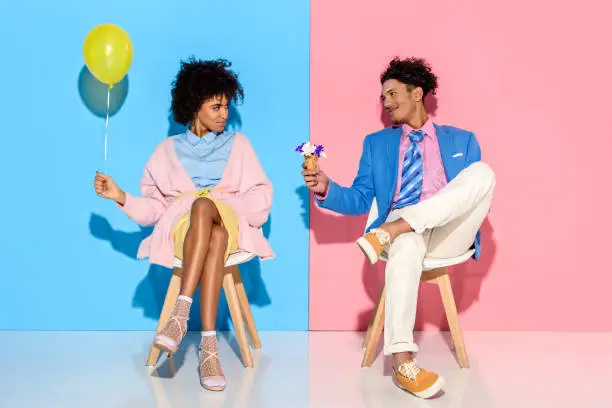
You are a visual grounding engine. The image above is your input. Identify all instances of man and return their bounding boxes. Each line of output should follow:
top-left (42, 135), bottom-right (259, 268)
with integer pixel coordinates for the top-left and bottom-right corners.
top-left (303, 57), bottom-right (495, 398)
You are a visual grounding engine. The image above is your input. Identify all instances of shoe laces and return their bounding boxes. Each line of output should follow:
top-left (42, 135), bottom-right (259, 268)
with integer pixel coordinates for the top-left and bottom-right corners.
top-left (371, 228), bottom-right (391, 245)
top-left (398, 361), bottom-right (421, 381)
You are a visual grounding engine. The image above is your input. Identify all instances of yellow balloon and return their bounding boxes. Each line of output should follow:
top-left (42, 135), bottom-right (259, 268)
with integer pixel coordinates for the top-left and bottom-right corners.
top-left (83, 24), bottom-right (133, 88)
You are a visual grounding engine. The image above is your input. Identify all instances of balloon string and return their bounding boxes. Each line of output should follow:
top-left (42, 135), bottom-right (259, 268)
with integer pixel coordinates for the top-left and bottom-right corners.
top-left (104, 85), bottom-right (111, 175)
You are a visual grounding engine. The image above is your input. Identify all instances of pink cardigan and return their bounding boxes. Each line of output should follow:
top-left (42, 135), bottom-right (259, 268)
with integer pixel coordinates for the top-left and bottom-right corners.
top-left (119, 133), bottom-right (274, 268)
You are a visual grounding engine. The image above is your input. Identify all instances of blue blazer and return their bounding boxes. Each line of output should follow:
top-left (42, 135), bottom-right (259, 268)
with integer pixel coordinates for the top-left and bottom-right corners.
top-left (317, 124), bottom-right (483, 260)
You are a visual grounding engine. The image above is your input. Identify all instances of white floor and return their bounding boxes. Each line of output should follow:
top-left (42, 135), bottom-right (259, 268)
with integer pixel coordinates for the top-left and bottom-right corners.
top-left (0, 331), bottom-right (610, 407)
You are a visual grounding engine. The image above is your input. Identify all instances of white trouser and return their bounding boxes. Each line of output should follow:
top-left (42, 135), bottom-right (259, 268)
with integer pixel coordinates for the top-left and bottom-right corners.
top-left (383, 161), bottom-right (496, 355)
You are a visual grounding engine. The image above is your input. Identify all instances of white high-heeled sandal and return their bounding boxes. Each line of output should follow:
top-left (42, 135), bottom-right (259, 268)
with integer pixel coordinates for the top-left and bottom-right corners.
top-left (153, 314), bottom-right (188, 356)
top-left (199, 340), bottom-right (226, 391)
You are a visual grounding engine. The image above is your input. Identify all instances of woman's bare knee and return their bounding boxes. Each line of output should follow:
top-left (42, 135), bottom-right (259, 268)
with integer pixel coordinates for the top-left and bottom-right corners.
top-left (191, 198), bottom-right (218, 221)
top-left (192, 197), bottom-right (214, 213)
top-left (209, 225), bottom-right (229, 249)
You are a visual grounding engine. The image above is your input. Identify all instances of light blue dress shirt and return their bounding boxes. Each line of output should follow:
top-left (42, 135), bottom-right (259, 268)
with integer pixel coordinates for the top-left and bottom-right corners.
top-left (173, 129), bottom-right (236, 189)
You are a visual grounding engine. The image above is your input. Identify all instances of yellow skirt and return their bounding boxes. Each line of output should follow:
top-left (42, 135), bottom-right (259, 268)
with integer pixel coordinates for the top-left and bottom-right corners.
top-left (172, 189), bottom-right (240, 262)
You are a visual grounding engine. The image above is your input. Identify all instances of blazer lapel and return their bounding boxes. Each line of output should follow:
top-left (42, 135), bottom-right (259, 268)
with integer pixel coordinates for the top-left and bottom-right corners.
top-left (434, 123), bottom-right (455, 181)
top-left (386, 127), bottom-right (402, 205)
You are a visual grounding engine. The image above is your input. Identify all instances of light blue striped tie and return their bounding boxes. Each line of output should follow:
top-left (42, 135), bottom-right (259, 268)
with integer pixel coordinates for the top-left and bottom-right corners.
top-left (393, 129), bottom-right (425, 209)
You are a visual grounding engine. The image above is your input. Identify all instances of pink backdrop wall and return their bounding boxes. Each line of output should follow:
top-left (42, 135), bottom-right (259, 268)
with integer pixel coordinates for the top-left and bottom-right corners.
top-left (309, 0), bottom-right (612, 331)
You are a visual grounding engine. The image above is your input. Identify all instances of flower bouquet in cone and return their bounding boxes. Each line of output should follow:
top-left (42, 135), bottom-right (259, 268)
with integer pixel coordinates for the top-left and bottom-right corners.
top-left (295, 141), bottom-right (326, 170)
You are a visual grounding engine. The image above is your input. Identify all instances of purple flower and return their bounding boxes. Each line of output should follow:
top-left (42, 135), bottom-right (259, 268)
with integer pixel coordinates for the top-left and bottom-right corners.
top-left (295, 142), bottom-right (305, 153)
top-left (314, 145), bottom-right (325, 156)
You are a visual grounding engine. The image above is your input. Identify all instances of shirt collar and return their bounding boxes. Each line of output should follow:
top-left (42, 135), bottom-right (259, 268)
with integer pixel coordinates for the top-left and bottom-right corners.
top-left (185, 128), bottom-right (221, 145)
top-left (400, 117), bottom-right (435, 139)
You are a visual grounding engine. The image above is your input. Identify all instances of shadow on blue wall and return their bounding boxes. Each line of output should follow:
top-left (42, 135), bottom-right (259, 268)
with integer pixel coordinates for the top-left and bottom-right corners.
top-left (89, 212), bottom-right (272, 331)
top-left (78, 65), bottom-right (129, 117)
top-left (295, 185), bottom-right (310, 230)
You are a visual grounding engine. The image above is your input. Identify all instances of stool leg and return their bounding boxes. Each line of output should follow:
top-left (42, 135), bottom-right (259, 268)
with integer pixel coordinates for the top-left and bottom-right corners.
top-left (361, 286), bottom-right (386, 367)
top-left (362, 284), bottom-right (384, 349)
top-left (436, 273), bottom-right (469, 368)
top-left (146, 268), bottom-right (182, 366)
top-left (231, 266), bottom-right (261, 350)
top-left (224, 269), bottom-right (253, 368)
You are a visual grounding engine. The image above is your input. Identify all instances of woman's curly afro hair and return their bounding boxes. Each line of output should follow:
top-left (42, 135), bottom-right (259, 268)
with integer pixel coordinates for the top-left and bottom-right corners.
top-left (171, 57), bottom-right (244, 125)
top-left (380, 57), bottom-right (438, 97)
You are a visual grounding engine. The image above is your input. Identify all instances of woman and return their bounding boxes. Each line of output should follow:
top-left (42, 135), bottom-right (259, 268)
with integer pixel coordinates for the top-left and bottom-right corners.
top-left (94, 58), bottom-right (274, 391)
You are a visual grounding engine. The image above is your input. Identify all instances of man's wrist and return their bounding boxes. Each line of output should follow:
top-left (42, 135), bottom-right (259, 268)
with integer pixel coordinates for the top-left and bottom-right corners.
top-left (315, 183), bottom-right (330, 200)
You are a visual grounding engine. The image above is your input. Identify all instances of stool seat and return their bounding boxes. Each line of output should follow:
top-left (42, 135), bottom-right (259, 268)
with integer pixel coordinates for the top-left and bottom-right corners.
top-left (380, 248), bottom-right (475, 270)
top-left (173, 250), bottom-right (255, 269)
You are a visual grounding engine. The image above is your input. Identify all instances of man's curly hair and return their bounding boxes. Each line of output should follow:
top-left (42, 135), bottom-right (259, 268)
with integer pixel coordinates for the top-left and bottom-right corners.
top-left (171, 57), bottom-right (244, 125)
top-left (380, 57), bottom-right (438, 97)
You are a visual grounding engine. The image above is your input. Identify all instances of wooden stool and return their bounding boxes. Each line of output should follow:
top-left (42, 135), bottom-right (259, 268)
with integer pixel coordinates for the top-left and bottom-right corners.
top-left (361, 251), bottom-right (474, 369)
top-left (145, 251), bottom-right (261, 368)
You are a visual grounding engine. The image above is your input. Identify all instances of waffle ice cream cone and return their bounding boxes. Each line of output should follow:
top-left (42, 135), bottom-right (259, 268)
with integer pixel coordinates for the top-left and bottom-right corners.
top-left (304, 155), bottom-right (319, 171)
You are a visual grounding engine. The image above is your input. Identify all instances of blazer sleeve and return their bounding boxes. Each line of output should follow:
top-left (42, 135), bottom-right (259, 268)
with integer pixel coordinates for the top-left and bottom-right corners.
top-left (315, 136), bottom-right (374, 216)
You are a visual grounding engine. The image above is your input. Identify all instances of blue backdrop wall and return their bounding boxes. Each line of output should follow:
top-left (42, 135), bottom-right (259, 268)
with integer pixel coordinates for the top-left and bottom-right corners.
top-left (0, 0), bottom-right (310, 330)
